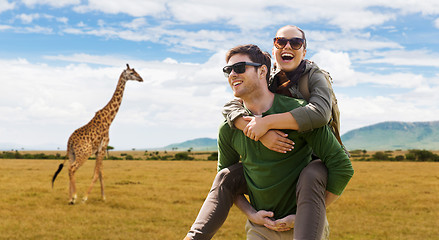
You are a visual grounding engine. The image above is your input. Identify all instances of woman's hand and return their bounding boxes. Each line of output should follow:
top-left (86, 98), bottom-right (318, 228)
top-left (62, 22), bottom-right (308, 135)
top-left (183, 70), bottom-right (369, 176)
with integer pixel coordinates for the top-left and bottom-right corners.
top-left (264, 214), bottom-right (296, 232)
top-left (243, 116), bottom-right (269, 141)
top-left (259, 130), bottom-right (295, 153)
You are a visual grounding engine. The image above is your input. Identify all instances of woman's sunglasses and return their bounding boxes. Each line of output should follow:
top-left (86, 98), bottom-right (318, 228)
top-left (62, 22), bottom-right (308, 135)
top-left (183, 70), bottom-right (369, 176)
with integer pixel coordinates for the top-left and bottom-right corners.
top-left (223, 61), bottom-right (262, 77)
top-left (273, 37), bottom-right (305, 50)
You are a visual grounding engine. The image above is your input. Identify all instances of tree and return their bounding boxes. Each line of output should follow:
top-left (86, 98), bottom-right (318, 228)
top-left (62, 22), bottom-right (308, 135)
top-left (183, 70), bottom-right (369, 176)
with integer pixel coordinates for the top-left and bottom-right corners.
top-left (175, 152), bottom-right (194, 160)
top-left (106, 145), bottom-right (114, 158)
top-left (372, 151), bottom-right (390, 161)
top-left (406, 149), bottom-right (439, 162)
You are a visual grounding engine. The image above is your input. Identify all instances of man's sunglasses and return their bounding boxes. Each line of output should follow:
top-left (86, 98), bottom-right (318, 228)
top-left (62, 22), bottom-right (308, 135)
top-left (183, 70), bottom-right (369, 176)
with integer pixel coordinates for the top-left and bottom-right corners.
top-left (273, 37), bottom-right (305, 50)
top-left (223, 61), bottom-right (262, 77)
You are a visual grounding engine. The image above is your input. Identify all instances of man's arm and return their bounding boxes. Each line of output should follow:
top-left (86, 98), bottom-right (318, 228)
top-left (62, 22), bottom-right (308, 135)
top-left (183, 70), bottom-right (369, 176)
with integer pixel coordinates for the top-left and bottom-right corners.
top-left (234, 195), bottom-right (296, 232)
top-left (325, 190), bottom-right (339, 207)
top-left (217, 122), bottom-right (241, 171)
top-left (304, 125), bottom-right (354, 197)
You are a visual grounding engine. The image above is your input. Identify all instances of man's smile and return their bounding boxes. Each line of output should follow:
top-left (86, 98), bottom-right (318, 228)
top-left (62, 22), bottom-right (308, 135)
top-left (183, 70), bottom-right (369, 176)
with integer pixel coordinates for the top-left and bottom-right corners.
top-left (232, 80), bottom-right (243, 87)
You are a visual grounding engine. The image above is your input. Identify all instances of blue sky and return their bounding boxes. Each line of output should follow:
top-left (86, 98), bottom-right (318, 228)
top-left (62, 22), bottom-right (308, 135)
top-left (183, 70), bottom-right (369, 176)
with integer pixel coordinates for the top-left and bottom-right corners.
top-left (1, 0), bottom-right (439, 150)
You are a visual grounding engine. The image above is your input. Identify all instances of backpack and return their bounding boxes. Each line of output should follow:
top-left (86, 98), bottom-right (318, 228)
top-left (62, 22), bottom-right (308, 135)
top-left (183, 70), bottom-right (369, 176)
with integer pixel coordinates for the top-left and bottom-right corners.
top-left (298, 69), bottom-right (344, 147)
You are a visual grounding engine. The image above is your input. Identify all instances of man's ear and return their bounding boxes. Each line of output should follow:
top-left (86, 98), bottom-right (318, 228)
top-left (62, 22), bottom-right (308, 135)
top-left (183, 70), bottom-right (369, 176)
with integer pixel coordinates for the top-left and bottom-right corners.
top-left (259, 65), bottom-right (268, 80)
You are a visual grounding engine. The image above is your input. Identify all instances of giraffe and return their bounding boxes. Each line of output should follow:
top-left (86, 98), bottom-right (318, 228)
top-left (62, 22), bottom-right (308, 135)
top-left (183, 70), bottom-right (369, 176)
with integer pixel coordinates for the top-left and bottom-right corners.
top-left (52, 64), bottom-right (143, 204)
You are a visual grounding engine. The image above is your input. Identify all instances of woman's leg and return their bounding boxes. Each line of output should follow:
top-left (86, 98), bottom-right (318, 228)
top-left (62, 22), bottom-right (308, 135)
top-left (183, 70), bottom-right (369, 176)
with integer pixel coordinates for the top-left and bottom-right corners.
top-left (294, 160), bottom-right (328, 240)
top-left (186, 163), bottom-right (247, 240)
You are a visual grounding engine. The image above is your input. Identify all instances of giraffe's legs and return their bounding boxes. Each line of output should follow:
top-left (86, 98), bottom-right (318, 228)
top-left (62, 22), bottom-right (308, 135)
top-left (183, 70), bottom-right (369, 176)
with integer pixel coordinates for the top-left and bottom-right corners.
top-left (83, 149), bottom-right (106, 203)
top-left (99, 168), bottom-right (105, 201)
top-left (68, 162), bottom-right (80, 205)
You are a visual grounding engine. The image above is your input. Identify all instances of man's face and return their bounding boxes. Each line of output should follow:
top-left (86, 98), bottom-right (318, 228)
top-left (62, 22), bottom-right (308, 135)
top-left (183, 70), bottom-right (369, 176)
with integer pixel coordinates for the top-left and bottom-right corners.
top-left (226, 54), bottom-right (262, 98)
top-left (272, 26), bottom-right (307, 72)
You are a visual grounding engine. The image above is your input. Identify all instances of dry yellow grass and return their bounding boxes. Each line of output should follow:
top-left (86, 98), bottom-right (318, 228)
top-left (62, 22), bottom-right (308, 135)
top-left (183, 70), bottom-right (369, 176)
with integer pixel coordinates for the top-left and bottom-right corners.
top-left (0, 159), bottom-right (437, 239)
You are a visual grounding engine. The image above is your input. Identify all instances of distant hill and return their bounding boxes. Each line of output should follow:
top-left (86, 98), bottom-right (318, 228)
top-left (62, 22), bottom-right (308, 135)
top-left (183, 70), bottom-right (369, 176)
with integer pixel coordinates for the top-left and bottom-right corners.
top-left (161, 137), bottom-right (217, 151)
top-left (4, 121), bottom-right (438, 151)
top-left (341, 121), bottom-right (439, 150)
top-left (161, 121), bottom-right (439, 152)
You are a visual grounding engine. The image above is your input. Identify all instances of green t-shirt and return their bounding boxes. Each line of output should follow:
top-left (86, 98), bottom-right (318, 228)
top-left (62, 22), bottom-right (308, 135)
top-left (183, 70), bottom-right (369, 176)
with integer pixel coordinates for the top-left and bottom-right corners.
top-left (218, 94), bottom-right (353, 219)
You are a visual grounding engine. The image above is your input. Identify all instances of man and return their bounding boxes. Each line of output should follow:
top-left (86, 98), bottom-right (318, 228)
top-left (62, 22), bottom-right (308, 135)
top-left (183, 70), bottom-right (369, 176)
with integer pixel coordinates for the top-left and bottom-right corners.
top-left (223, 25), bottom-right (344, 235)
top-left (185, 44), bottom-right (353, 239)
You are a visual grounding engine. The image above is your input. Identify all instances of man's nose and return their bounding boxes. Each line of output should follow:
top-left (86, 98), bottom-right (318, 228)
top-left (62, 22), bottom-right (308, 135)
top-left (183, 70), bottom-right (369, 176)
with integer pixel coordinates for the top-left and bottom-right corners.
top-left (229, 69), bottom-right (239, 77)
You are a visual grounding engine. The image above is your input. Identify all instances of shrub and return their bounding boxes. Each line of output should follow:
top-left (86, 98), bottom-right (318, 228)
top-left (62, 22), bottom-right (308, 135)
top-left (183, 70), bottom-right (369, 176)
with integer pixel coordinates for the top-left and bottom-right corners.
top-left (174, 152), bottom-right (194, 160)
top-left (372, 151), bottom-right (391, 161)
top-left (207, 152), bottom-right (218, 161)
top-left (406, 149), bottom-right (439, 162)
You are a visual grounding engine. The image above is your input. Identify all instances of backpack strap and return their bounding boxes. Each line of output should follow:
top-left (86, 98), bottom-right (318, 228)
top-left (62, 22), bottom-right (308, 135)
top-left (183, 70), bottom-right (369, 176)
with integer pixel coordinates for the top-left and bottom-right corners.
top-left (298, 73), bottom-right (310, 101)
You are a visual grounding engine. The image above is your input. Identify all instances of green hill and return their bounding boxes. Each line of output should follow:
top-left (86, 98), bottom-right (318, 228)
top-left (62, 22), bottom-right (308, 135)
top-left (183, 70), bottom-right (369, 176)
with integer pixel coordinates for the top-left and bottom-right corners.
top-left (341, 121), bottom-right (439, 150)
top-left (158, 121), bottom-right (439, 152)
top-left (162, 138), bottom-right (217, 151)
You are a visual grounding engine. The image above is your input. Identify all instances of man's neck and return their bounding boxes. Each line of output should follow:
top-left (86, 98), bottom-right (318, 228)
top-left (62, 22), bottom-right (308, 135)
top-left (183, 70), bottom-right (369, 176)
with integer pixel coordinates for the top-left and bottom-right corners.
top-left (242, 90), bottom-right (275, 115)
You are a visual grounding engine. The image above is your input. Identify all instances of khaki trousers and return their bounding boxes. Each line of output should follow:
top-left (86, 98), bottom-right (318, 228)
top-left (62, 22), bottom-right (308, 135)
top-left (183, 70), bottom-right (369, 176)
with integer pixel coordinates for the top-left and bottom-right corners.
top-left (187, 160), bottom-right (328, 240)
top-left (245, 217), bottom-right (330, 240)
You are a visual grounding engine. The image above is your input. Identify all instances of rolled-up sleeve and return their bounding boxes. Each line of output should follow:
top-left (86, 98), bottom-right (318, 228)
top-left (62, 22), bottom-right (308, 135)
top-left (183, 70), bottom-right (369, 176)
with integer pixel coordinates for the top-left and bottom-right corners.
top-left (289, 71), bottom-right (332, 132)
top-left (222, 98), bottom-right (250, 128)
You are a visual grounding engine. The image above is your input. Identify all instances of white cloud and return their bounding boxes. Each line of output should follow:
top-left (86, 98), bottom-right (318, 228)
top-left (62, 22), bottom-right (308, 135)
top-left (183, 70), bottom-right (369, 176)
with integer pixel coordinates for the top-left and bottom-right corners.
top-left (379, 0), bottom-right (439, 15)
top-left (3, 49), bottom-right (438, 148)
top-left (339, 88), bottom-right (439, 135)
top-left (358, 49), bottom-right (439, 67)
top-left (0, 53), bottom-right (230, 149)
top-left (56, 17), bottom-right (68, 24)
top-left (434, 18), bottom-right (439, 29)
top-left (14, 13), bottom-right (69, 25)
top-left (0, 0), bottom-right (15, 13)
top-left (23, 25), bottom-right (53, 34)
top-left (62, 24), bottom-right (244, 53)
top-left (309, 49), bottom-right (436, 89)
top-left (307, 30), bottom-right (402, 52)
top-left (73, 0), bottom-right (166, 17)
top-left (16, 13), bottom-right (40, 24)
top-left (21, 0), bottom-right (80, 8)
top-left (0, 24), bottom-right (12, 30)
top-left (121, 18), bottom-right (148, 30)
top-left (310, 50), bottom-right (357, 86)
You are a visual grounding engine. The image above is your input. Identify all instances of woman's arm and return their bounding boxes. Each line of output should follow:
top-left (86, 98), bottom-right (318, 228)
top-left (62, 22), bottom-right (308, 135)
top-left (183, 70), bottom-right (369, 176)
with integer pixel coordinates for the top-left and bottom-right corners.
top-left (230, 109), bottom-right (295, 153)
top-left (289, 70), bottom-right (332, 132)
top-left (243, 69), bottom-right (332, 140)
top-left (222, 98), bottom-right (248, 129)
top-left (235, 195), bottom-right (296, 232)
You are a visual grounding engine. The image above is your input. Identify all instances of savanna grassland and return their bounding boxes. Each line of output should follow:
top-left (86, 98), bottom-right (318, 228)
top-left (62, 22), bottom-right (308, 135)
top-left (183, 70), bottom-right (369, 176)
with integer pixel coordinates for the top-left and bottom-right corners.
top-left (0, 157), bottom-right (438, 239)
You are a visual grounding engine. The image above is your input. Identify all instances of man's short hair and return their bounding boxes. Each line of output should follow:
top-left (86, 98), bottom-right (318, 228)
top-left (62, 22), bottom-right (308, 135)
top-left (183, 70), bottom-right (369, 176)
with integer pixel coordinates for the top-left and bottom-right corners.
top-left (225, 44), bottom-right (271, 83)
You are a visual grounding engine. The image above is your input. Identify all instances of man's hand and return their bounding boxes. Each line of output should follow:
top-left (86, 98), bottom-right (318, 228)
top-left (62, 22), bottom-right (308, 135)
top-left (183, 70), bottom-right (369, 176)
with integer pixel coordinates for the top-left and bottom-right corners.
top-left (248, 210), bottom-right (276, 228)
top-left (243, 116), bottom-right (269, 141)
top-left (265, 214), bottom-right (296, 232)
top-left (259, 130), bottom-right (294, 153)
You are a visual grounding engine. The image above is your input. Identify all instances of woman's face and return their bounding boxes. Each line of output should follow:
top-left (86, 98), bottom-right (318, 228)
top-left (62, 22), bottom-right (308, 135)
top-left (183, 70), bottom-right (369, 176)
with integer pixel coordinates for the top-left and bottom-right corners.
top-left (272, 26), bottom-right (307, 72)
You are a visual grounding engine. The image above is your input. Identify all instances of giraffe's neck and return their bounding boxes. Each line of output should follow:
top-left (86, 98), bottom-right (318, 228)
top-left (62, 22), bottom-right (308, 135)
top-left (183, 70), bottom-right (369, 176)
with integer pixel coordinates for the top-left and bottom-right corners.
top-left (98, 75), bottom-right (127, 127)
